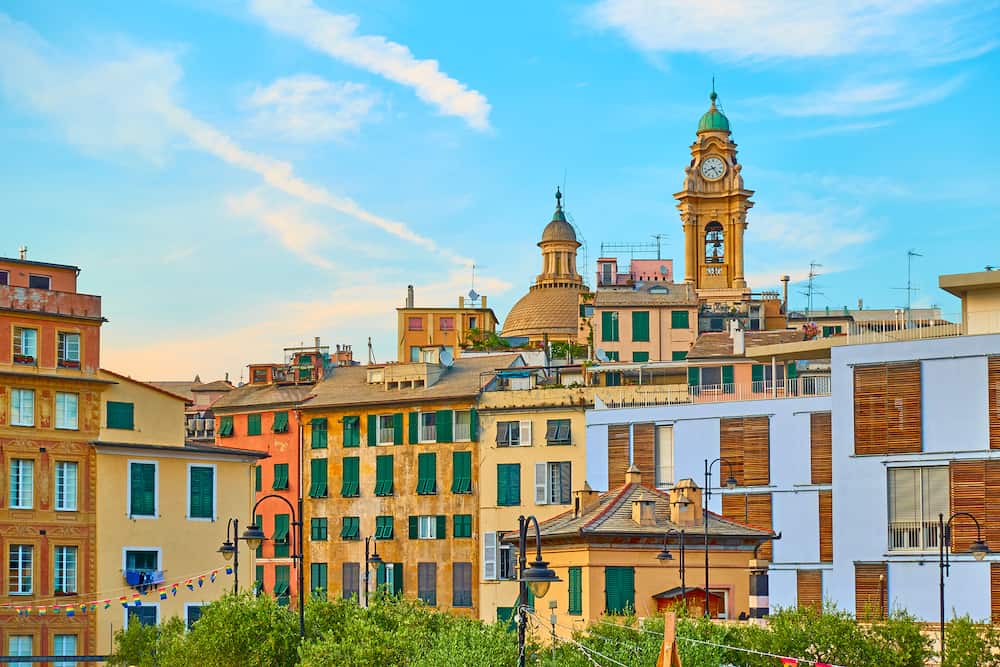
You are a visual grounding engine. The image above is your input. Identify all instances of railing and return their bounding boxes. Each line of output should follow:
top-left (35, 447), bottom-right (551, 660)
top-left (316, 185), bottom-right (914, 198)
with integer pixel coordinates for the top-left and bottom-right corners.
top-left (420, 425), bottom-right (437, 442)
top-left (846, 319), bottom-right (964, 346)
top-left (599, 377), bottom-right (831, 409)
top-left (888, 520), bottom-right (939, 551)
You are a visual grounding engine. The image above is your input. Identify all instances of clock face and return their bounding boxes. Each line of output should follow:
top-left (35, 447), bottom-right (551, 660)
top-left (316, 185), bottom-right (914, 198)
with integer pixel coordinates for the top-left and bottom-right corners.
top-left (701, 156), bottom-right (726, 180)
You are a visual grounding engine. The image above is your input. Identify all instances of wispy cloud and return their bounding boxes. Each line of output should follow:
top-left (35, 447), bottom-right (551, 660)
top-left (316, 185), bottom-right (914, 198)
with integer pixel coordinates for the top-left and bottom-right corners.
top-left (225, 191), bottom-right (335, 269)
top-left (795, 119), bottom-right (894, 138)
top-left (247, 74), bottom-right (380, 141)
top-left (0, 13), bottom-right (471, 266)
top-left (249, 0), bottom-right (491, 130)
top-left (762, 76), bottom-right (966, 118)
top-left (751, 206), bottom-right (876, 255)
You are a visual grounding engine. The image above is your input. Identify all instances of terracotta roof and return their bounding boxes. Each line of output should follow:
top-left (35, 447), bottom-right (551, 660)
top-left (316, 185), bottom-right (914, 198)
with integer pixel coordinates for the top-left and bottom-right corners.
top-left (100, 369), bottom-right (191, 403)
top-left (302, 354), bottom-right (522, 410)
top-left (534, 482), bottom-right (773, 541)
top-left (502, 285), bottom-right (584, 338)
top-left (148, 379), bottom-right (234, 400)
top-left (688, 330), bottom-right (804, 359)
top-left (593, 283), bottom-right (698, 307)
top-left (212, 383), bottom-right (316, 413)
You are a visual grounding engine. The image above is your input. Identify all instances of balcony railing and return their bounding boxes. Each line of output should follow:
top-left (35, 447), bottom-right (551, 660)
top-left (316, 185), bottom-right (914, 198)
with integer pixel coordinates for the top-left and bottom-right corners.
top-left (846, 319), bottom-right (964, 346)
top-left (599, 377), bottom-right (831, 409)
top-left (888, 520), bottom-right (940, 551)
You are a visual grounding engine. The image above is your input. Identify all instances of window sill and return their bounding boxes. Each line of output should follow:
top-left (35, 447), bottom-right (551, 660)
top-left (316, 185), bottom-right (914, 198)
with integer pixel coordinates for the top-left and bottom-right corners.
top-left (10, 505), bottom-right (33, 511)
top-left (187, 516), bottom-right (215, 522)
top-left (55, 426), bottom-right (79, 431)
top-left (55, 507), bottom-right (79, 513)
top-left (10, 424), bottom-right (35, 428)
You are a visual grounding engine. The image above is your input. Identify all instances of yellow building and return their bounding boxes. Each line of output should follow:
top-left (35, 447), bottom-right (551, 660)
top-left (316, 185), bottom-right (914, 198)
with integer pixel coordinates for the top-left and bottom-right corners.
top-left (299, 352), bottom-right (521, 616)
top-left (518, 469), bottom-right (773, 636)
top-left (940, 268), bottom-right (1000, 335)
top-left (397, 286), bottom-right (499, 362)
top-left (476, 382), bottom-right (595, 622)
top-left (93, 371), bottom-right (263, 654)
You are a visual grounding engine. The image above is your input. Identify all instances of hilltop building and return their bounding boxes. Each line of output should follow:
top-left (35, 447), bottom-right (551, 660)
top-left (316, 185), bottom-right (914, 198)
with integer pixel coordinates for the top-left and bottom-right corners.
top-left (396, 286), bottom-right (499, 362)
top-left (149, 376), bottom-right (233, 444)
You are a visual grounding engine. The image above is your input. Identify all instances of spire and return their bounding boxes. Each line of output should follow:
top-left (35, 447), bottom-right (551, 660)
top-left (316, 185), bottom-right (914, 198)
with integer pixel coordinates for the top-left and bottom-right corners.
top-left (552, 187), bottom-right (566, 222)
top-left (710, 76), bottom-right (717, 107)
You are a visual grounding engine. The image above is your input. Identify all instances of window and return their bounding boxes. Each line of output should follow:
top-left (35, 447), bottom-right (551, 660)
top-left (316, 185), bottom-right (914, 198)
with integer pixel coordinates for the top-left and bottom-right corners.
top-left (452, 451), bottom-right (472, 494)
top-left (107, 401), bottom-right (135, 430)
top-left (217, 415), bottom-right (234, 437)
top-left (410, 346), bottom-right (420, 362)
top-left (272, 411), bottom-right (289, 433)
top-left (273, 515), bottom-right (290, 557)
top-left (247, 413), bottom-right (262, 436)
top-left (454, 409), bottom-right (473, 441)
top-left (188, 465), bottom-right (214, 519)
top-left (419, 412), bottom-right (437, 442)
top-left (604, 566), bottom-right (635, 614)
top-left (57, 332), bottom-right (81, 367)
top-left (9, 459), bottom-right (33, 509)
top-left (254, 515), bottom-right (263, 558)
top-left (671, 310), bottom-right (690, 329)
top-left (601, 311), bottom-right (620, 342)
top-left (0, 270), bottom-right (7, 285)
top-left (126, 550), bottom-right (159, 573)
top-left (13, 327), bottom-right (37, 363)
top-left (822, 325), bottom-right (843, 337)
top-left (343, 563), bottom-right (360, 600)
top-left (375, 515), bottom-right (394, 539)
top-left (54, 546), bottom-right (77, 594)
top-left (497, 463), bottom-right (521, 506)
top-left (252, 368), bottom-right (268, 384)
top-left (341, 516), bottom-right (360, 540)
top-left (129, 462), bottom-right (156, 517)
top-left (751, 363), bottom-right (785, 385)
top-left (705, 221), bottom-right (724, 264)
top-left (127, 605), bottom-right (157, 627)
top-left (696, 366), bottom-right (722, 387)
top-left (453, 514), bottom-right (472, 538)
top-left (568, 567), bottom-right (583, 615)
top-left (311, 563), bottom-right (328, 597)
top-left (311, 517), bottom-right (328, 541)
top-left (655, 425), bottom-right (674, 489)
top-left (376, 562), bottom-right (403, 595)
top-left (375, 455), bottom-right (394, 496)
top-left (341, 457), bottom-right (360, 497)
top-left (274, 566), bottom-right (291, 606)
top-left (185, 605), bottom-right (204, 630)
top-left (418, 562), bottom-right (437, 606)
top-left (342, 415), bottom-right (360, 446)
top-left (9, 636), bottom-right (32, 667)
top-left (545, 419), bottom-right (572, 445)
top-left (672, 350), bottom-right (688, 361)
top-left (55, 461), bottom-right (78, 511)
top-left (497, 420), bottom-right (531, 447)
top-left (408, 317), bottom-right (423, 331)
top-left (417, 453), bottom-right (437, 494)
top-left (605, 351), bottom-right (620, 361)
top-left (377, 414), bottom-right (397, 445)
top-left (453, 562), bottom-right (472, 607)
top-left (439, 316), bottom-right (455, 331)
top-left (888, 466), bottom-right (948, 551)
top-left (632, 352), bottom-right (650, 362)
top-left (53, 634), bottom-right (77, 667)
top-left (11, 389), bottom-right (34, 427)
top-left (469, 316), bottom-right (478, 329)
top-left (28, 274), bottom-right (51, 289)
top-left (272, 463), bottom-right (289, 490)
top-left (55, 393), bottom-right (78, 430)
top-left (309, 458), bottom-right (329, 498)
top-left (255, 566), bottom-right (264, 595)
top-left (536, 462), bottom-right (571, 505)
top-left (412, 515), bottom-right (446, 540)
top-left (311, 418), bottom-right (327, 448)
top-left (255, 465), bottom-right (262, 492)
top-left (601, 262), bottom-right (613, 285)
top-left (632, 311), bottom-right (650, 342)
top-left (8, 545), bottom-right (33, 594)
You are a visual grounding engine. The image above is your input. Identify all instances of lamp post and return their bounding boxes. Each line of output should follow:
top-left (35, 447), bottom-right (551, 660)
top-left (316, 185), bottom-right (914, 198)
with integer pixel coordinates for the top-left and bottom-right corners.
top-left (217, 517), bottom-right (239, 595)
top-left (363, 536), bottom-right (383, 607)
top-left (703, 457), bottom-right (737, 618)
top-left (938, 511), bottom-right (989, 663)
top-left (657, 528), bottom-right (686, 606)
top-left (517, 515), bottom-right (561, 667)
top-left (239, 493), bottom-right (305, 639)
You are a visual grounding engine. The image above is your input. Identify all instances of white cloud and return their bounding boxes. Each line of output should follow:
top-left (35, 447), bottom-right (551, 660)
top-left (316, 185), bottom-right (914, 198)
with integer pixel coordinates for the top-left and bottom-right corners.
top-left (0, 13), bottom-right (471, 266)
top-left (247, 74), bottom-right (380, 141)
top-left (248, 0), bottom-right (491, 130)
top-left (764, 76), bottom-right (965, 118)
top-left (796, 119), bottom-right (894, 138)
top-left (750, 206), bottom-right (875, 255)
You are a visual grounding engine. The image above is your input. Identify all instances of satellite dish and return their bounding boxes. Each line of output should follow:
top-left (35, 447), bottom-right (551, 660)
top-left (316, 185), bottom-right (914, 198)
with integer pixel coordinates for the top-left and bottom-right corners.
top-left (659, 265), bottom-right (668, 275)
top-left (468, 289), bottom-right (480, 301)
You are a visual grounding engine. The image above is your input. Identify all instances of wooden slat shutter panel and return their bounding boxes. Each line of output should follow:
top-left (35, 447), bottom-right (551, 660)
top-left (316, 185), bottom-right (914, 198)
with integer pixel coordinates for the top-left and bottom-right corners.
top-left (607, 425), bottom-right (630, 488)
top-left (854, 365), bottom-right (888, 455)
top-left (796, 570), bottom-right (822, 611)
top-left (854, 562), bottom-right (887, 621)
top-left (992, 562), bottom-right (1000, 624)
top-left (991, 357), bottom-right (1000, 450)
top-left (986, 461), bottom-right (1000, 550)
top-left (720, 493), bottom-right (773, 560)
top-left (719, 417), bottom-right (745, 485)
top-left (886, 362), bottom-right (922, 454)
top-left (367, 415), bottom-right (377, 446)
top-left (810, 412), bottom-right (833, 485)
top-left (950, 460), bottom-right (986, 552)
top-left (819, 490), bottom-right (833, 563)
top-left (632, 423), bottom-right (655, 479)
top-left (742, 416), bottom-right (770, 486)
top-left (409, 412), bottom-right (419, 444)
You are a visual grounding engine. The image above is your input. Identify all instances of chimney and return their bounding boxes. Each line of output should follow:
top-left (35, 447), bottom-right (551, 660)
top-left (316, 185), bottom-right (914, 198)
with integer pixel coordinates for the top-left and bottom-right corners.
top-left (631, 492), bottom-right (658, 527)
top-left (625, 463), bottom-right (642, 486)
top-left (314, 336), bottom-right (321, 350)
top-left (481, 295), bottom-right (487, 308)
top-left (781, 275), bottom-right (790, 314)
top-left (459, 296), bottom-right (465, 308)
top-left (857, 298), bottom-right (864, 311)
top-left (729, 320), bottom-right (745, 356)
top-left (669, 478), bottom-right (702, 525)
top-left (574, 481), bottom-right (601, 517)
top-left (406, 285), bottom-right (415, 309)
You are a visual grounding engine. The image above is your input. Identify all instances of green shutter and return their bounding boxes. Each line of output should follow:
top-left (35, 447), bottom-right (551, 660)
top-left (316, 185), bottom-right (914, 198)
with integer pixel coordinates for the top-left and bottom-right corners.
top-left (436, 515), bottom-right (447, 540)
top-left (605, 567), bottom-right (634, 614)
top-left (275, 565), bottom-right (291, 605)
top-left (601, 311), bottom-right (620, 342)
top-left (632, 352), bottom-right (649, 362)
top-left (417, 453), bottom-right (437, 494)
top-left (671, 310), bottom-right (690, 329)
top-left (255, 465), bottom-right (262, 492)
top-left (247, 413), bottom-right (262, 436)
top-left (409, 516), bottom-right (418, 539)
top-left (343, 416), bottom-right (360, 447)
top-left (453, 514), bottom-right (472, 538)
top-left (631, 311), bottom-right (650, 342)
top-left (189, 466), bottom-right (213, 519)
top-left (255, 514), bottom-right (263, 557)
top-left (311, 563), bottom-right (328, 596)
top-left (255, 565), bottom-right (265, 595)
top-left (311, 418), bottom-right (328, 448)
top-left (451, 451), bottom-right (472, 494)
top-left (309, 458), bottom-right (328, 498)
top-left (787, 361), bottom-right (798, 379)
top-left (375, 516), bottom-right (394, 539)
top-left (367, 415), bottom-right (377, 446)
top-left (393, 413), bottom-right (404, 445)
top-left (108, 401), bottom-right (135, 430)
top-left (409, 412), bottom-right (419, 444)
top-left (751, 364), bottom-right (764, 382)
top-left (470, 409), bottom-right (479, 441)
top-left (672, 351), bottom-right (688, 361)
top-left (436, 410), bottom-right (453, 443)
top-left (272, 411), bottom-right (289, 433)
top-left (375, 455), bottom-right (393, 496)
top-left (687, 367), bottom-right (700, 386)
top-left (273, 463), bottom-right (289, 490)
top-left (392, 564), bottom-right (403, 595)
top-left (130, 463), bottom-right (155, 516)
top-left (568, 567), bottom-right (582, 615)
top-left (216, 414), bottom-right (232, 437)
top-left (340, 516), bottom-right (359, 540)
top-left (341, 457), bottom-right (359, 497)
top-left (722, 365), bottom-right (735, 394)
top-left (274, 515), bottom-right (290, 557)
top-left (311, 517), bottom-right (329, 540)
top-left (497, 464), bottom-right (520, 506)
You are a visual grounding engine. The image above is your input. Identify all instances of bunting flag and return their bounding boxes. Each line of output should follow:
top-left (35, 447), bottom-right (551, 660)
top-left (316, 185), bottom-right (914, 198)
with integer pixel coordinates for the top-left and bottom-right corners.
top-left (66, 607), bottom-right (75, 617)
top-left (225, 566), bottom-right (233, 575)
top-left (104, 601), bottom-right (111, 610)
top-left (51, 606), bottom-right (62, 615)
top-left (186, 579), bottom-right (195, 591)
top-left (159, 589), bottom-right (168, 600)
top-left (210, 570), bottom-right (217, 583)
top-left (120, 596), bottom-right (128, 608)
top-left (780, 660), bottom-right (797, 666)
top-left (197, 575), bottom-right (205, 588)
top-left (171, 584), bottom-right (179, 597)
top-left (38, 607), bottom-right (47, 616)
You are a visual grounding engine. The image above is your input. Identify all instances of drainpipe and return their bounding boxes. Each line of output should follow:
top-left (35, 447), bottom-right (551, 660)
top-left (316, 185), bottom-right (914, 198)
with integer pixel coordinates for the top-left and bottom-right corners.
top-left (771, 356), bottom-right (777, 398)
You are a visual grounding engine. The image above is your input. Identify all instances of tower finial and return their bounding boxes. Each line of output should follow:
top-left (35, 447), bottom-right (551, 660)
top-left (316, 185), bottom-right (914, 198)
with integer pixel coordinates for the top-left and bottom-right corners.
top-left (555, 186), bottom-right (562, 209)
top-left (710, 76), bottom-right (717, 106)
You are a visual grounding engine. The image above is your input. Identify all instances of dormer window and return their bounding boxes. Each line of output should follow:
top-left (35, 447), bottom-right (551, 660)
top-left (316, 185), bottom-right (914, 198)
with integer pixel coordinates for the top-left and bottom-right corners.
top-left (705, 222), bottom-right (724, 264)
top-left (28, 274), bottom-right (51, 290)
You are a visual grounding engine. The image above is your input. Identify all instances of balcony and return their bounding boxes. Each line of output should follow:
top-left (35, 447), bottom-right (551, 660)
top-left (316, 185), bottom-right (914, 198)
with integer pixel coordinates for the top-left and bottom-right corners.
top-left (125, 569), bottom-right (165, 592)
top-left (597, 377), bottom-right (831, 409)
top-left (0, 285), bottom-right (102, 320)
top-left (845, 319), bottom-right (964, 346)
top-left (888, 520), bottom-right (940, 551)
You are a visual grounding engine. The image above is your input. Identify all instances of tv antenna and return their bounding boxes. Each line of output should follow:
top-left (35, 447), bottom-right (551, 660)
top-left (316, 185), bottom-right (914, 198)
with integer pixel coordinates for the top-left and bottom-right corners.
top-left (892, 249), bottom-right (922, 324)
top-left (798, 261), bottom-right (824, 315)
top-left (367, 337), bottom-right (376, 365)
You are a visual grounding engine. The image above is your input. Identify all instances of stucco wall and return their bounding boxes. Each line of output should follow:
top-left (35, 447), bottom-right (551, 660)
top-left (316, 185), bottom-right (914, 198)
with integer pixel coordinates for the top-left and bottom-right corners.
top-left (98, 371), bottom-right (186, 445)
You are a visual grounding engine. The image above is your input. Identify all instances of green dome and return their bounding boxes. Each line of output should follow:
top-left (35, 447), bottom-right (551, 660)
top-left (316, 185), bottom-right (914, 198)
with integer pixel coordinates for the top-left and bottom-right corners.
top-left (697, 90), bottom-right (730, 133)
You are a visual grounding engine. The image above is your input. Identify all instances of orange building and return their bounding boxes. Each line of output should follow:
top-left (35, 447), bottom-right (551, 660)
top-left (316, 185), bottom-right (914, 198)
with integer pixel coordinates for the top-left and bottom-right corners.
top-left (397, 286), bottom-right (498, 362)
top-left (0, 255), bottom-right (107, 662)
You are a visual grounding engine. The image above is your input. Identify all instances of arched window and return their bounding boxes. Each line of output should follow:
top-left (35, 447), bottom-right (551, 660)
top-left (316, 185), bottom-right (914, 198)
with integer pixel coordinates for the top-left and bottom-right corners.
top-left (705, 222), bottom-right (724, 264)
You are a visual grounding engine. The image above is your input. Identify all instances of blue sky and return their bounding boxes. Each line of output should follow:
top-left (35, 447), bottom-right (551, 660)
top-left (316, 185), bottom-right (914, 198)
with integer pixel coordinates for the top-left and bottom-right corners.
top-left (2, 1), bottom-right (999, 380)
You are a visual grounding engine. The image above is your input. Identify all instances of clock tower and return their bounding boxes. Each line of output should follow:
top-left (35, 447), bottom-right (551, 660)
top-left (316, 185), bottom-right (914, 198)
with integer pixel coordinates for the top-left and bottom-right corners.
top-left (675, 88), bottom-right (754, 305)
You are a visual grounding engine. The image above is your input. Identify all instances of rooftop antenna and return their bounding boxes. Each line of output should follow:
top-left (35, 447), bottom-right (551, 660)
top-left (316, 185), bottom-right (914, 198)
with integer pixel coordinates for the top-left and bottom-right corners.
top-left (367, 336), bottom-right (376, 365)
top-left (892, 249), bottom-right (922, 325)
top-left (798, 261), bottom-right (824, 315)
top-left (651, 234), bottom-right (669, 261)
top-left (18, 245), bottom-right (27, 260)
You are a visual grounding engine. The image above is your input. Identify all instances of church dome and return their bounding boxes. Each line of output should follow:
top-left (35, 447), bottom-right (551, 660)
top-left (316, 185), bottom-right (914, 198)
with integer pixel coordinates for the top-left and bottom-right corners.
top-left (541, 188), bottom-right (577, 243)
top-left (501, 285), bottom-right (583, 339)
top-left (697, 90), bottom-right (730, 134)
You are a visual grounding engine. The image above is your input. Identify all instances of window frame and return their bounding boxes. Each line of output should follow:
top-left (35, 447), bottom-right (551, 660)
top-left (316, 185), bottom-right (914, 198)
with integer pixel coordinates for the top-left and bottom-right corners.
top-left (9, 458), bottom-right (34, 509)
top-left (417, 515), bottom-right (437, 540)
top-left (28, 274), bottom-right (51, 290)
top-left (407, 316), bottom-right (424, 331)
top-left (417, 562), bottom-right (437, 606)
top-left (128, 460), bottom-right (158, 518)
top-left (11, 388), bottom-right (35, 427)
top-left (419, 411), bottom-right (437, 443)
top-left (55, 392), bottom-right (79, 430)
top-left (8, 544), bottom-right (33, 595)
top-left (247, 413), bottom-right (262, 436)
top-left (125, 604), bottom-right (159, 629)
top-left (545, 419), bottom-right (572, 445)
top-left (107, 401), bottom-right (136, 430)
top-left (9, 635), bottom-right (32, 664)
top-left (57, 331), bottom-right (81, 368)
top-left (452, 562), bottom-right (472, 608)
top-left (377, 414), bottom-right (396, 445)
top-left (53, 634), bottom-right (77, 667)
top-left (53, 545), bottom-right (78, 595)
top-left (55, 461), bottom-right (79, 512)
top-left (185, 603), bottom-right (205, 631)
top-left (13, 326), bottom-right (38, 364)
top-left (311, 517), bottom-right (329, 541)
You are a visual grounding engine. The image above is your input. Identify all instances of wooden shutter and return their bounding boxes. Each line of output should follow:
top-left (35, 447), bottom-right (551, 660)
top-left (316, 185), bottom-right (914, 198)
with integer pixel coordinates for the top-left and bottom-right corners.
top-left (632, 311), bottom-right (650, 342)
top-left (559, 462), bottom-right (572, 504)
top-left (393, 413), bottom-right (404, 445)
top-left (720, 416), bottom-right (769, 486)
top-left (992, 562), bottom-right (1000, 624)
top-left (409, 412), bottom-right (419, 444)
top-left (608, 425), bottom-right (630, 488)
top-left (632, 423), bottom-right (655, 479)
top-left (887, 363), bottom-right (921, 453)
top-left (535, 462), bottom-right (548, 505)
top-left (436, 410), bottom-right (453, 443)
top-left (854, 562), bottom-right (887, 620)
top-left (568, 566), bottom-right (583, 614)
top-left (854, 364), bottom-right (887, 455)
top-left (719, 418), bottom-right (746, 485)
top-left (950, 460), bottom-right (986, 552)
top-left (435, 515), bottom-right (447, 539)
top-left (854, 362), bottom-right (922, 455)
top-left (367, 415), bottom-right (377, 446)
top-left (722, 493), bottom-right (773, 560)
top-left (819, 490), bottom-right (833, 563)
top-left (990, 358), bottom-right (1000, 450)
top-left (470, 409), bottom-right (479, 441)
top-left (810, 412), bottom-right (832, 484)
top-left (483, 532), bottom-right (497, 580)
top-left (796, 570), bottom-right (822, 611)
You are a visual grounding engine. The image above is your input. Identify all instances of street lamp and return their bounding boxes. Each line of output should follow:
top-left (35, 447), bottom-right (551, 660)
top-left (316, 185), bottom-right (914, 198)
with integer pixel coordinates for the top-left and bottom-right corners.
top-left (217, 517), bottom-right (239, 595)
top-left (657, 528), bottom-right (686, 607)
top-left (364, 536), bottom-right (383, 607)
top-left (938, 511), bottom-right (989, 663)
top-left (517, 515), bottom-right (561, 667)
top-left (703, 457), bottom-right (737, 618)
top-left (239, 492), bottom-right (305, 639)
